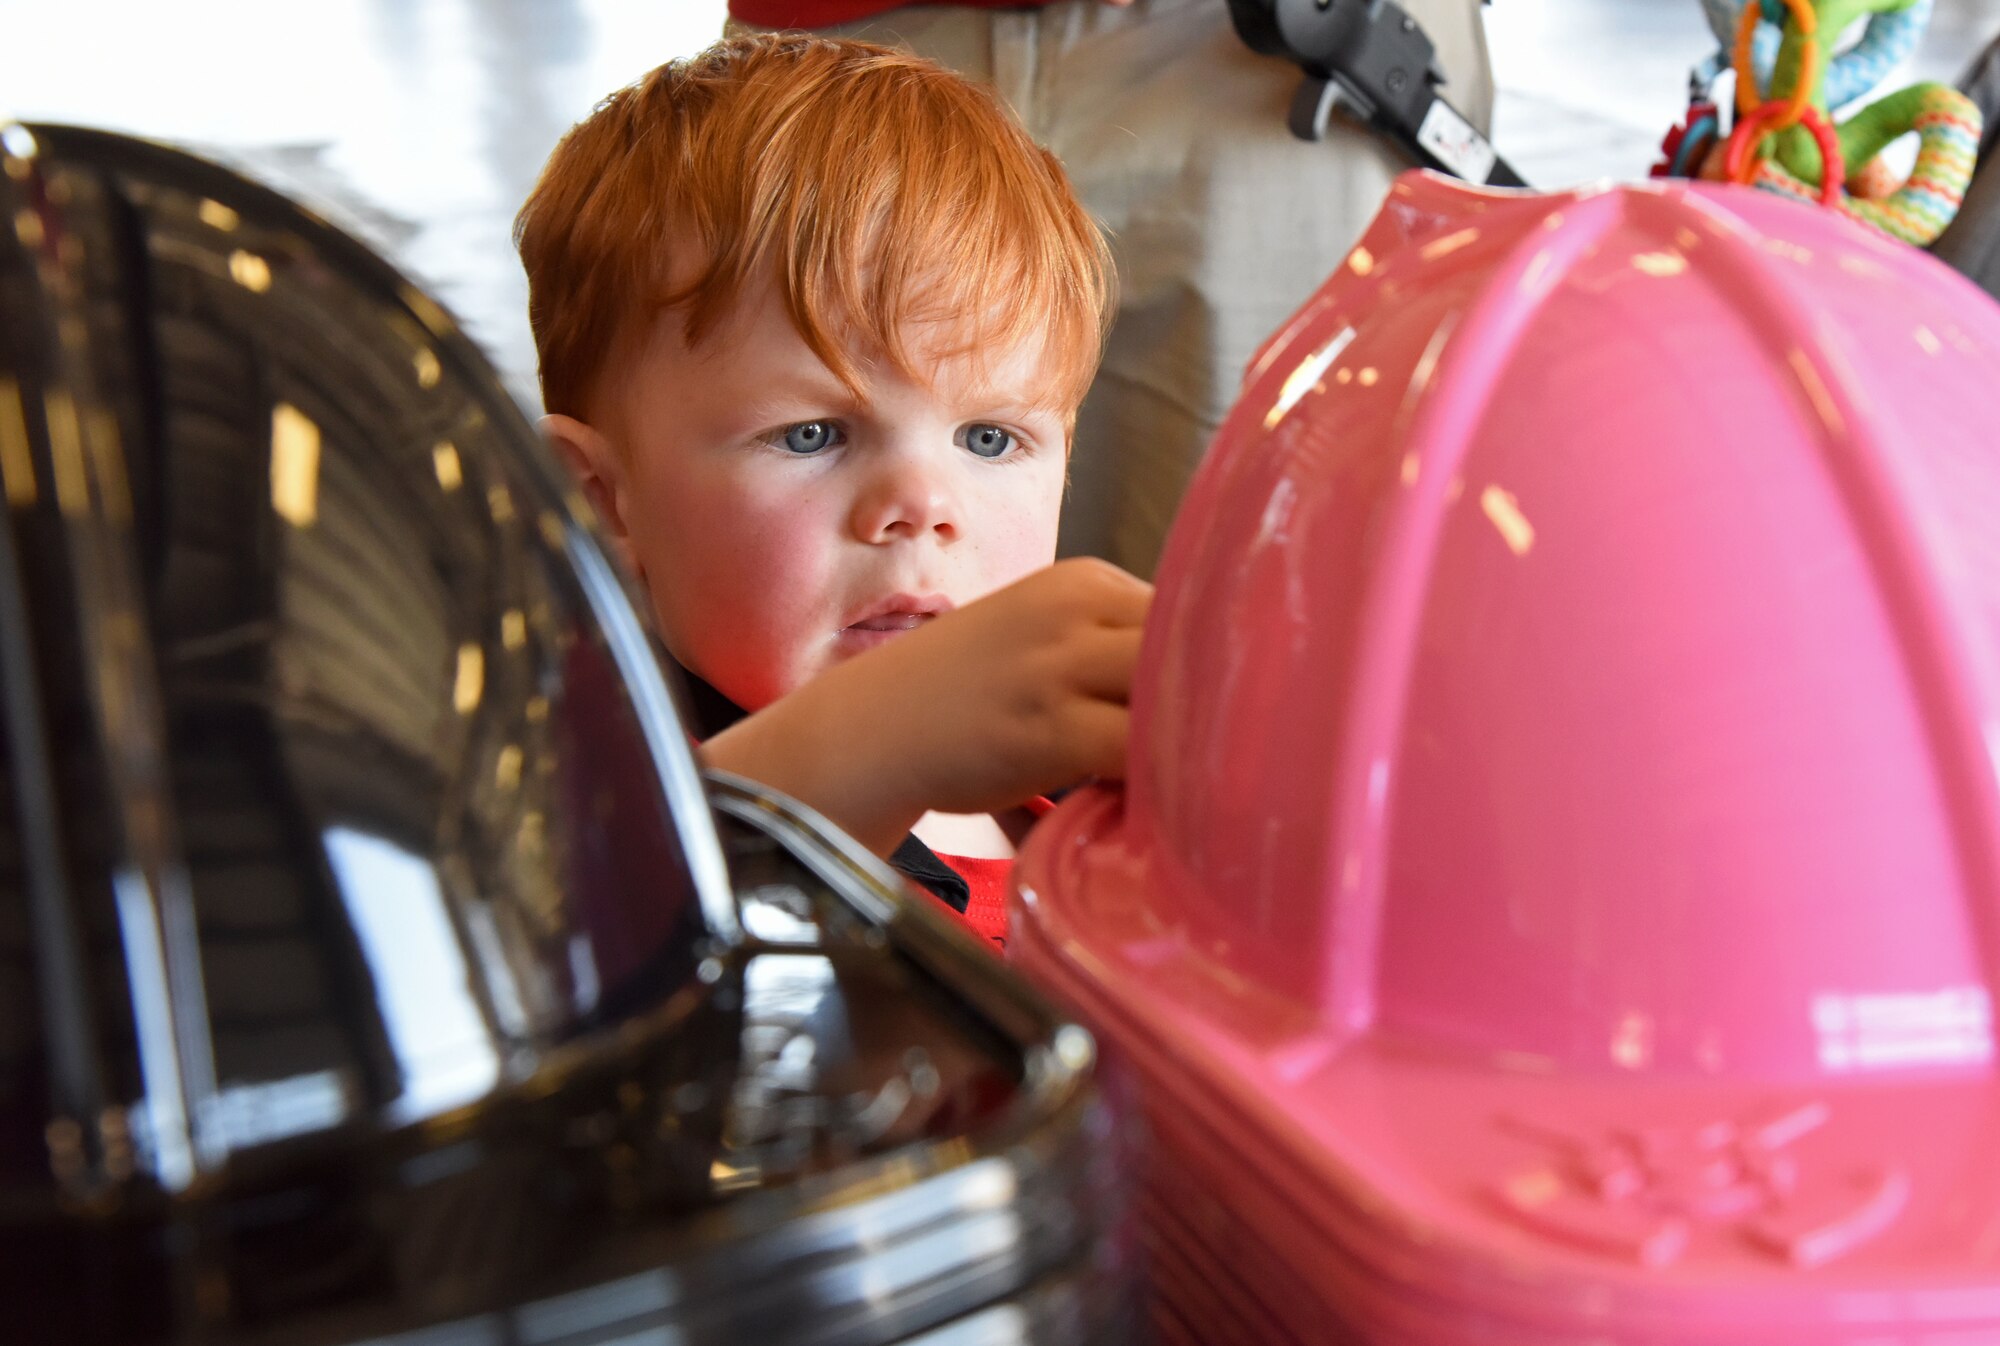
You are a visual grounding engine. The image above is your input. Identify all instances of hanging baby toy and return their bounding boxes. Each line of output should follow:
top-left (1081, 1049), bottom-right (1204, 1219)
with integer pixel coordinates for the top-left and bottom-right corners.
top-left (1654, 0), bottom-right (1981, 247)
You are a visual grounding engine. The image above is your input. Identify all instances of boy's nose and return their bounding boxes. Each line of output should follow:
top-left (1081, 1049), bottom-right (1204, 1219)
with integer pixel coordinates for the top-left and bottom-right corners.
top-left (850, 454), bottom-right (961, 545)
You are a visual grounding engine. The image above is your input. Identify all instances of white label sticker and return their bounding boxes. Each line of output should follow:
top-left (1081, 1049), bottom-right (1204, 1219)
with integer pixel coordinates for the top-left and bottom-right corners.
top-left (1417, 99), bottom-right (1498, 184)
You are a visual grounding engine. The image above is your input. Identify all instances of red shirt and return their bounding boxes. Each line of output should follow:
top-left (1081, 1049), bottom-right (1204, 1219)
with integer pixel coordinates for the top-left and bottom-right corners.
top-left (730, 0), bottom-right (1054, 26)
top-left (921, 795), bottom-right (1056, 951)
top-left (923, 853), bottom-right (1013, 947)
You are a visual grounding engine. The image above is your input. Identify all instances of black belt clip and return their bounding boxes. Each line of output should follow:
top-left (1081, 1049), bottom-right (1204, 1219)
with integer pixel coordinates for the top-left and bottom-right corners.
top-left (1228, 0), bottom-right (1526, 187)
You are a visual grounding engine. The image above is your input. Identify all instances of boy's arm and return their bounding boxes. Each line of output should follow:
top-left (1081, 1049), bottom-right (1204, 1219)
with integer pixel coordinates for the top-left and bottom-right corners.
top-left (700, 558), bottom-right (1151, 857)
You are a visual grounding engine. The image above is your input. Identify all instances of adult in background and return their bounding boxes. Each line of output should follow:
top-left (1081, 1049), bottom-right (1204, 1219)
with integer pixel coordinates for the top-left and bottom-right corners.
top-left (727, 0), bottom-right (1496, 578)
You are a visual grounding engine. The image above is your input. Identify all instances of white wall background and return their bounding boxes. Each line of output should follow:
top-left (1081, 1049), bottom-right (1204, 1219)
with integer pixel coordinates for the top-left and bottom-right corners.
top-left (1, 0), bottom-right (1982, 397)
top-left (0, 0), bottom-right (734, 397)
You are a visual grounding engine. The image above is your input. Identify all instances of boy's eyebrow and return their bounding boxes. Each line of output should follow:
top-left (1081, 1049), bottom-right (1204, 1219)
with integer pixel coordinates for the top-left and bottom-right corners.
top-left (955, 385), bottom-right (1073, 420)
top-left (727, 375), bottom-right (864, 423)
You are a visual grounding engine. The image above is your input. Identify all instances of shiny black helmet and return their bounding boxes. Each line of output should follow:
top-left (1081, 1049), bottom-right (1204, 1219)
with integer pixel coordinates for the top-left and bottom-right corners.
top-left (0, 122), bottom-right (1135, 1346)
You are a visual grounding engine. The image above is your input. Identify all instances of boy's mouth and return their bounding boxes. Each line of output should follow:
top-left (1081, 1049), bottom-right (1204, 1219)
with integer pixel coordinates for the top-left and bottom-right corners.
top-left (837, 595), bottom-right (952, 648)
top-left (848, 613), bottom-right (932, 632)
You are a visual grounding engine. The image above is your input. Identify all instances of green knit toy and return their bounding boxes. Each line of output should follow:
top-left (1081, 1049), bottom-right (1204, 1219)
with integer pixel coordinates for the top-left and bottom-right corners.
top-left (1710, 0), bottom-right (1980, 246)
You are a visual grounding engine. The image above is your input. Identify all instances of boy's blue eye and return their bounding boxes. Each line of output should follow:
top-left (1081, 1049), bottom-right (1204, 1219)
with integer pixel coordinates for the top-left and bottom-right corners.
top-left (779, 421), bottom-right (842, 454)
top-left (961, 424), bottom-right (1015, 459)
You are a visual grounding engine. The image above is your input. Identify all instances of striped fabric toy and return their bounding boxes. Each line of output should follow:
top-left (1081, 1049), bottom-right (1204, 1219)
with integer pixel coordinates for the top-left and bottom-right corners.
top-left (1743, 84), bottom-right (1980, 247)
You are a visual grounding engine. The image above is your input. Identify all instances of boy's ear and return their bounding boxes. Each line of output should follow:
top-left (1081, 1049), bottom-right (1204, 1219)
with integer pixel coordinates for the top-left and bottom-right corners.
top-left (541, 413), bottom-right (642, 579)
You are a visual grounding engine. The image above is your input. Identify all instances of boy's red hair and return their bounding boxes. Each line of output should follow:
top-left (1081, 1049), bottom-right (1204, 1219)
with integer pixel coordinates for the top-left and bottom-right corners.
top-left (516, 33), bottom-right (1114, 425)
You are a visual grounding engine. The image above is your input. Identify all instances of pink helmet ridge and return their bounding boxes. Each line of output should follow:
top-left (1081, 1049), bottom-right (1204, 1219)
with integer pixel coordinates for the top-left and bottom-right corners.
top-left (1013, 171), bottom-right (2000, 1343)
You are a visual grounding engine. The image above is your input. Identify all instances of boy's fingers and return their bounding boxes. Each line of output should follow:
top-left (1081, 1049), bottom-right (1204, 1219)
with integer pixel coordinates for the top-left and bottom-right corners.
top-left (1064, 625), bottom-right (1147, 701)
top-left (1027, 556), bottom-right (1151, 629)
top-left (1049, 699), bottom-right (1132, 783)
top-left (1092, 579), bottom-right (1152, 631)
top-left (1068, 559), bottom-right (1152, 628)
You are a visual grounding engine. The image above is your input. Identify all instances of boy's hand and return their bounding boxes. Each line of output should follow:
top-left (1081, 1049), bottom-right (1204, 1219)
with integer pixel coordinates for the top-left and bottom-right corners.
top-left (701, 558), bottom-right (1152, 857)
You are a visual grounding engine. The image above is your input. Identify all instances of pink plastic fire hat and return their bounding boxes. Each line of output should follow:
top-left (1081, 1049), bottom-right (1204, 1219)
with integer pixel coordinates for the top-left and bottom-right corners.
top-left (1013, 171), bottom-right (2000, 1344)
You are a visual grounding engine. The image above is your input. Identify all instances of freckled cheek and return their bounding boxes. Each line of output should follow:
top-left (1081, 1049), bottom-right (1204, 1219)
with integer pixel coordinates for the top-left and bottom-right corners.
top-left (726, 488), bottom-right (852, 596)
top-left (970, 472), bottom-right (1065, 586)
top-left (640, 483), bottom-right (849, 705)
top-left (645, 468), bottom-right (835, 586)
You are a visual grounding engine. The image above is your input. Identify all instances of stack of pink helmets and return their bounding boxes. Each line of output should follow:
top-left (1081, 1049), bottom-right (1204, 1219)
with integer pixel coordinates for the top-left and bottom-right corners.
top-left (1013, 170), bottom-right (2000, 1343)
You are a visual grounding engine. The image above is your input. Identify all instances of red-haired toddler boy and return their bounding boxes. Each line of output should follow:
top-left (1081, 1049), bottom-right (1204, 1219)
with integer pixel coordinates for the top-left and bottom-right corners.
top-left (516, 33), bottom-right (1149, 944)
